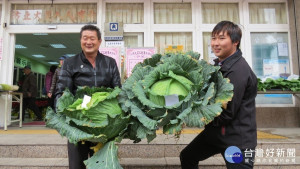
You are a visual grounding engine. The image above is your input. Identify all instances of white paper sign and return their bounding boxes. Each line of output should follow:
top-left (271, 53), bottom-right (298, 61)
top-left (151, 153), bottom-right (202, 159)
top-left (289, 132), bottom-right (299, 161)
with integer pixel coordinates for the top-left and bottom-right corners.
top-left (277, 43), bottom-right (289, 56)
top-left (81, 95), bottom-right (91, 108)
top-left (164, 94), bottom-right (179, 107)
top-left (263, 59), bottom-right (290, 77)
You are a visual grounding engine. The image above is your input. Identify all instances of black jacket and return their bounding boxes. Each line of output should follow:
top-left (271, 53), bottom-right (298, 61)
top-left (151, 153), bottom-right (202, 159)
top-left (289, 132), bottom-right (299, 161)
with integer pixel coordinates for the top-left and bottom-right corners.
top-left (22, 72), bottom-right (38, 98)
top-left (204, 49), bottom-right (257, 150)
top-left (55, 51), bottom-right (121, 99)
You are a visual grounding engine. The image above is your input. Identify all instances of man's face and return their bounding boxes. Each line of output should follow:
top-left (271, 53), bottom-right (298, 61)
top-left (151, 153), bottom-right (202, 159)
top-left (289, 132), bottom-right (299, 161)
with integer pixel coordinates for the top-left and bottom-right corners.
top-left (23, 68), bottom-right (30, 75)
top-left (211, 31), bottom-right (238, 61)
top-left (80, 30), bottom-right (102, 56)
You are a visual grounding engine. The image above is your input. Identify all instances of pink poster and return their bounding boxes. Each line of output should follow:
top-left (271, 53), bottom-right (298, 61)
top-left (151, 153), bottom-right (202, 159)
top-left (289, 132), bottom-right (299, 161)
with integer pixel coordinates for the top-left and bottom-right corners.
top-left (99, 47), bottom-right (120, 71)
top-left (126, 48), bottom-right (156, 77)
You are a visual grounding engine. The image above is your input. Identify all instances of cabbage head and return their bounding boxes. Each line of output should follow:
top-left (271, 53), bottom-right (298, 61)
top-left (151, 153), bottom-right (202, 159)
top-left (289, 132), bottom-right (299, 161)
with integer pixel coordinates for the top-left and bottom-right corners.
top-left (0, 84), bottom-right (19, 91)
top-left (119, 51), bottom-right (233, 143)
top-left (46, 86), bottom-right (129, 169)
top-left (149, 75), bottom-right (193, 106)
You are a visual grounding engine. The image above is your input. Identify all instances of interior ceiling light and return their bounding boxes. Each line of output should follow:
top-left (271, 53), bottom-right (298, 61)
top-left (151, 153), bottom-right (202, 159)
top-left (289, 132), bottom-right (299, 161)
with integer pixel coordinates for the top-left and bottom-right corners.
top-left (32, 54), bottom-right (45, 58)
top-left (33, 33), bottom-right (48, 35)
top-left (50, 44), bottom-right (66, 48)
top-left (15, 44), bottom-right (27, 49)
top-left (48, 62), bottom-right (59, 65)
top-left (66, 54), bottom-right (75, 57)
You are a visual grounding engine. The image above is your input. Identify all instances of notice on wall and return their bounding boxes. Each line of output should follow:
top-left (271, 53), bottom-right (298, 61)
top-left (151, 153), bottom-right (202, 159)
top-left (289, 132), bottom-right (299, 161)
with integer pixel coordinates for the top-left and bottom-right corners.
top-left (105, 41), bottom-right (125, 55)
top-left (99, 47), bottom-right (121, 71)
top-left (126, 48), bottom-right (156, 77)
top-left (263, 59), bottom-right (290, 77)
top-left (277, 42), bottom-right (289, 56)
top-left (105, 41), bottom-right (124, 48)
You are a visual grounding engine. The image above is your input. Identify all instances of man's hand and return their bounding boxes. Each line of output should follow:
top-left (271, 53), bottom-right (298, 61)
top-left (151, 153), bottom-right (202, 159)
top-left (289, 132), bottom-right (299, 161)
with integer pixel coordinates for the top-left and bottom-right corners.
top-left (47, 93), bottom-right (52, 98)
top-left (27, 92), bottom-right (31, 97)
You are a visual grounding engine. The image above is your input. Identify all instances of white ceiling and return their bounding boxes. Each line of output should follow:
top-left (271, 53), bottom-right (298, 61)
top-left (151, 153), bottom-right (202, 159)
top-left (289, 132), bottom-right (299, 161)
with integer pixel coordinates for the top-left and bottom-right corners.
top-left (15, 33), bottom-right (81, 66)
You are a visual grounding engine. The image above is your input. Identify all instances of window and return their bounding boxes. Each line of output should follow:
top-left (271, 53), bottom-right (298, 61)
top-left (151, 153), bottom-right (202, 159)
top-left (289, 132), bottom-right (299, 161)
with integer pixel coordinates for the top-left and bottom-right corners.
top-left (105, 3), bottom-right (144, 24)
top-left (201, 3), bottom-right (240, 62)
top-left (202, 3), bottom-right (239, 24)
top-left (249, 3), bottom-right (287, 24)
top-left (202, 32), bottom-right (212, 62)
top-left (249, 2), bottom-right (291, 105)
top-left (154, 3), bottom-right (192, 24)
top-left (154, 32), bottom-right (192, 54)
top-left (251, 32), bottom-right (290, 78)
top-left (124, 33), bottom-right (144, 48)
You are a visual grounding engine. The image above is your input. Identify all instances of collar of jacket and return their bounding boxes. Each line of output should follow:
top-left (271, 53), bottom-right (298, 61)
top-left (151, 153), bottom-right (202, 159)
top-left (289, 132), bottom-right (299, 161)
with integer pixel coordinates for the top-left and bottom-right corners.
top-left (219, 49), bottom-right (242, 72)
top-left (79, 51), bottom-right (102, 66)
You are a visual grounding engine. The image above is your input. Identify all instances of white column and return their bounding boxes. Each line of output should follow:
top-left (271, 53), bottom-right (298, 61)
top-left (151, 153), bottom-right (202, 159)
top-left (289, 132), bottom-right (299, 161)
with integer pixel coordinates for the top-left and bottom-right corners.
top-left (0, 0), bottom-right (15, 127)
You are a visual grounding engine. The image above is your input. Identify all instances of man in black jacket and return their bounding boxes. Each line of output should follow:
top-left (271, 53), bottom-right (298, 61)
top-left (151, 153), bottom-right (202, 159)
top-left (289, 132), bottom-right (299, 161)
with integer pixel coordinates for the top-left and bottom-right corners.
top-left (180, 21), bottom-right (257, 169)
top-left (55, 25), bottom-right (121, 169)
top-left (21, 66), bottom-right (43, 121)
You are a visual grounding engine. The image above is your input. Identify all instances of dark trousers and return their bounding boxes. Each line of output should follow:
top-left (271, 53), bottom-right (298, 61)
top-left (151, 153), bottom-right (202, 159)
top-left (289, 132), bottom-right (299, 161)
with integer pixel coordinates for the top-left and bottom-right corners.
top-left (68, 141), bottom-right (95, 169)
top-left (22, 97), bottom-right (42, 121)
top-left (180, 131), bottom-right (255, 169)
top-left (47, 97), bottom-right (54, 109)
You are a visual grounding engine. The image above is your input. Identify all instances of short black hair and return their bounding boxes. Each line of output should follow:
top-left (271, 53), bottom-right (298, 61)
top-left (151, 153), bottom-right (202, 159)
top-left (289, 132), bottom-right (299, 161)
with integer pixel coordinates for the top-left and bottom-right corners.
top-left (50, 65), bottom-right (57, 73)
top-left (80, 24), bottom-right (101, 40)
top-left (24, 65), bottom-right (31, 69)
top-left (212, 21), bottom-right (242, 49)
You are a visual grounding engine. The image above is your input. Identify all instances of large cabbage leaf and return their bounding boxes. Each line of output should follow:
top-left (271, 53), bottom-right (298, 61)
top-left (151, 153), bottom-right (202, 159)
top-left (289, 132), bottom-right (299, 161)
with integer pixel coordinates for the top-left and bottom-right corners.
top-left (84, 141), bottom-right (122, 169)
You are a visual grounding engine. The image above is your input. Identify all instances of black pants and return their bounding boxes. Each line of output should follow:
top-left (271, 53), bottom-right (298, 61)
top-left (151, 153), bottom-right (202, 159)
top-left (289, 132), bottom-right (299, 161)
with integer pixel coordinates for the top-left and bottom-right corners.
top-left (22, 97), bottom-right (42, 121)
top-left (180, 131), bottom-right (255, 169)
top-left (47, 97), bottom-right (54, 109)
top-left (68, 141), bottom-right (95, 169)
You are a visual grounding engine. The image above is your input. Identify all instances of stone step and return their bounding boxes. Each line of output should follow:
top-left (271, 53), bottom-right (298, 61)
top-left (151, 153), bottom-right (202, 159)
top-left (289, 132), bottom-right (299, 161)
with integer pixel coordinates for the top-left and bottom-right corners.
top-left (0, 143), bottom-right (300, 158)
top-left (1, 127), bottom-right (299, 169)
top-left (256, 107), bottom-right (300, 128)
top-left (0, 158), bottom-right (68, 169)
top-left (1, 128), bottom-right (300, 159)
top-left (1, 157), bottom-right (299, 169)
top-left (1, 138), bottom-right (299, 159)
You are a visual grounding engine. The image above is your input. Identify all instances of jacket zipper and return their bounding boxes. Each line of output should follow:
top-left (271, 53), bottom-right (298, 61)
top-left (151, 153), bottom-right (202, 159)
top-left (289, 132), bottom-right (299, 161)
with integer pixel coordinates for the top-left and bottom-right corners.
top-left (93, 67), bottom-right (97, 86)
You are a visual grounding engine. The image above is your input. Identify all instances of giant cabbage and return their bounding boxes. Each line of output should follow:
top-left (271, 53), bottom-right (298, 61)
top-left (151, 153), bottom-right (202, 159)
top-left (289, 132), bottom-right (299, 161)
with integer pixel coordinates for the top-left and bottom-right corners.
top-left (46, 86), bottom-right (129, 169)
top-left (45, 51), bottom-right (234, 169)
top-left (119, 51), bottom-right (233, 143)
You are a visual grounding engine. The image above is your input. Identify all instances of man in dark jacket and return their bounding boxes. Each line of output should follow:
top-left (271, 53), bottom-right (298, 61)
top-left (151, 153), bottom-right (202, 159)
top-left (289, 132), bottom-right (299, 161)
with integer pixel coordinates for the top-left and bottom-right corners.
top-left (21, 66), bottom-right (42, 121)
top-left (55, 25), bottom-right (121, 169)
top-left (180, 21), bottom-right (257, 169)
